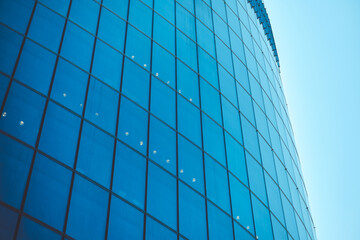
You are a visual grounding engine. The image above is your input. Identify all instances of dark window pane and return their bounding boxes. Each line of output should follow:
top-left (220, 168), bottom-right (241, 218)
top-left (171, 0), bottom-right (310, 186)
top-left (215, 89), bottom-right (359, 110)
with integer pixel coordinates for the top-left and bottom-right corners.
top-left (17, 217), bottom-right (61, 240)
top-left (39, 0), bottom-right (70, 16)
top-left (0, 25), bottom-right (22, 76)
top-left (0, 204), bottom-right (17, 240)
top-left (0, 74), bottom-right (10, 107)
top-left (0, 0), bottom-right (34, 34)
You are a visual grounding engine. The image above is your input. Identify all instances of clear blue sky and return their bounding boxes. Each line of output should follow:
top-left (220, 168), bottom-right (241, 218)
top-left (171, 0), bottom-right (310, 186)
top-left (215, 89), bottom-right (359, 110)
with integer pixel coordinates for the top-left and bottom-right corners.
top-left (265, 0), bottom-right (360, 239)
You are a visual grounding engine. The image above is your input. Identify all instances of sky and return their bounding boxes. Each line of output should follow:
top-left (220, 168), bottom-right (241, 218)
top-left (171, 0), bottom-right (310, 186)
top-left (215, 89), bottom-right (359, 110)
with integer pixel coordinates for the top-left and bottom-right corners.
top-left (264, 0), bottom-right (360, 239)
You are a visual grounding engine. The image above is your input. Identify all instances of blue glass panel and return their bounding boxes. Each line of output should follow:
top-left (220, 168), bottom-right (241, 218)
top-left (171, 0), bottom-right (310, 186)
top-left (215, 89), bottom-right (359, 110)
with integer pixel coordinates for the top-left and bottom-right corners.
top-left (234, 222), bottom-right (254, 240)
top-left (212, 0), bottom-right (226, 19)
top-left (113, 142), bottom-right (146, 209)
top-left (198, 48), bottom-right (218, 89)
top-left (150, 77), bottom-right (176, 128)
top-left (152, 43), bottom-right (175, 89)
top-left (271, 214), bottom-right (289, 240)
top-left (176, 4), bottom-right (195, 40)
top-left (0, 25), bottom-right (22, 76)
top-left (92, 40), bottom-right (123, 90)
top-left (247, 153), bottom-right (268, 204)
top-left (0, 74), bottom-right (10, 107)
top-left (215, 37), bottom-right (233, 73)
top-left (154, 0), bottom-right (174, 23)
top-left (200, 78), bottom-right (222, 124)
top-left (237, 83), bottom-right (255, 124)
top-left (177, 61), bottom-right (199, 106)
top-left (145, 217), bottom-right (177, 240)
top-left (0, 204), bottom-right (17, 239)
top-left (147, 162), bottom-right (177, 230)
top-left (225, 133), bottom-right (248, 185)
top-left (213, 13), bottom-right (229, 45)
top-left (222, 97), bottom-right (242, 142)
top-left (196, 20), bottom-right (215, 57)
top-left (98, 8), bottom-right (126, 51)
top-left (39, 0), bottom-right (70, 16)
top-left (178, 96), bottom-right (201, 147)
top-left (229, 30), bottom-right (245, 62)
top-left (66, 175), bottom-right (108, 240)
top-left (233, 56), bottom-right (250, 92)
top-left (118, 97), bottom-right (148, 155)
top-left (38, 102), bottom-right (80, 167)
top-left (149, 117), bottom-right (176, 173)
top-left (103, 0), bottom-right (128, 20)
top-left (0, 82), bottom-right (46, 146)
top-left (229, 175), bottom-right (254, 233)
top-left (18, 217), bottom-right (61, 240)
top-left (218, 65), bottom-right (237, 105)
top-left (177, 0), bottom-right (194, 14)
top-left (195, 0), bottom-right (213, 29)
top-left (259, 136), bottom-right (277, 180)
top-left (202, 114), bottom-right (225, 165)
top-left (28, 4), bottom-right (65, 52)
top-left (265, 173), bottom-right (285, 225)
top-left (176, 30), bottom-right (197, 72)
top-left (69, 0), bottom-right (100, 34)
top-left (205, 155), bottom-right (230, 213)
top-left (77, 122), bottom-right (114, 188)
top-left (242, 116), bottom-right (261, 160)
top-left (61, 22), bottom-right (94, 71)
top-left (121, 59), bottom-right (150, 109)
top-left (252, 196), bottom-right (274, 240)
top-left (85, 78), bottom-right (119, 134)
top-left (107, 195), bottom-right (144, 240)
top-left (178, 135), bottom-right (204, 193)
top-left (128, 0), bottom-right (152, 36)
top-left (51, 59), bottom-right (88, 115)
top-left (0, 0), bottom-right (34, 34)
top-left (153, 14), bottom-right (175, 54)
top-left (24, 154), bottom-right (71, 230)
top-left (0, 134), bottom-right (32, 208)
top-left (179, 182), bottom-right (207, 240)
top-left (207, 202), bottom-right (233, 240)
top-left (15, 40), bottom-right (56, 95)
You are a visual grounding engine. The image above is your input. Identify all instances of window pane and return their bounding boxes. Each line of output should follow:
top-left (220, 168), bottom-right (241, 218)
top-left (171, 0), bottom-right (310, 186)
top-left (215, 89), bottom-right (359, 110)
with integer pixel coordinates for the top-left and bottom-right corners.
top-left (152, 43), bottom-right (175, 89)
top-left (0, 25), bottom-right (23, 75)
top-left (0, 0), bottom-right (34, 34)
top-left (15, 40), bottom-right (56, 95)
top-left (222, 97), bottom-right (242, 143)
top-left (107, 195), bottom-right (144, 240)
top-left (177, 61), bottom-right (199, 107)
top-left (0, 204), bottom-right (17, 239)
top-left (247, 153), bottom-right (268, 204)
top-left (0, 74), bottom-right (10, 107)
top-left (149, 117), bottom-right (176, 173)
top-left (69, 0), bottom-right (100, 34)
top-left (0, 134), bottom-right (32, 208)
top-left (198, 49), bottom-right (218, 89)
top-left (234, 222), bottom-right (254, 240)
top-left (207, 202), bottom-right (233, 240)
top-left (265, 173), bottom-right (285, 225)
top-left (76, 122), bottom-right (114, 188)
top-left (200, 78), bottom-right (222, 124)
top-left (153, 14), bottom-right (175, 53)
top-left (113, 142), bottom-right (146, 209)
top-left (147, 162), bottom-right (177, 230)
top-left (18, 217), bottom-right (61, 240)
top-left (103, 0), bottom-right (128, 20)
top-left (154, 0), bottom-right (174, 23)
top-left (237, 83), bottom-right (255, 124)
top-left (202, 114), bottom-right (225, 165)
top-left (145, 217), bottom-right (177, 240)
top-left (196, 19), bottom-right (215, 57)
top-left (66, 175), bottom-right (109, 240)
top-left (39, 0), bottom-right (70, 17)
top-left (24, 154), bottom-right (71, 230)
top-left (176, 4), bottom-right (195, 40)
top-left (0, 82), bottom-right (46, 146)
top-left (128, 0), bottom-right (152, 37)
top-left (219, 66), bottom-right (237, 105)
top-left (176, 30), bottom-right (197, 72)
top-left (252, 196), bottom-right (274, 240)
top-left (242, 116), bottom-right (261, 161)
top-left (39, 102), bottom-right (81, 167)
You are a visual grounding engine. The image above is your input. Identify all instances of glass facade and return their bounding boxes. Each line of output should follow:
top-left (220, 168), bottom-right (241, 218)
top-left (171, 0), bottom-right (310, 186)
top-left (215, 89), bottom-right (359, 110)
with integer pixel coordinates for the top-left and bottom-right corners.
top-left (0, 0), bottom-right (316, 240)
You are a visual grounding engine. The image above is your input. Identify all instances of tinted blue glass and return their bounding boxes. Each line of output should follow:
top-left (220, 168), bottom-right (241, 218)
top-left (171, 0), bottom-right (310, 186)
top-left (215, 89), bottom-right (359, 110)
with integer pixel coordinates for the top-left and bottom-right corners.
top-left (179, 182), bottom-right (207, 240)
top-left (196, 20), bottom-right (215, 57)
top-left (28, 4), bottom-right (65, 52)
top-left (219, 66), bottom-right (237, 105)
top-left (212, 0), bottom-right (226, 19)
top-left (98, 8), bottom-right (126, 51)
top-left (121, 59), bottom-right (150, 109)
top-left (15, 40), bottom-right (56, 95)
top-left (202, 114), bottom-right (226, 165)
top-left (271, 215), bottom-right (289, 240)
top-left (216, 37), bottom-right (233, 73)
top-left (177, 61), bottom-right (199, 106)
top-left (92, 40), bottom-right (123, 90)
top-left (237, 83), bottom-right (255, 124)
top-left (113, 142), bottom-right (146, 209)
top-left (229, 175), bottom-right (254, 233)
top-left (0, 25), bottom-right (22, 75)
top-left (118, 97), bottom-right (148, 154)
top-left (77, 122), bottom-right (114, 188)
top-left (207, 202), bottom-right (233, 240)
top-left (66, 175), bottom-right (108, 240)
top-left (198, 48), bottom-right (218, 88)
top-left (51, 59), bottom-right (88, 115)
top-left (0, 134), bottom-right (32, 208)
top-left (24, 154), bottom-right (71, 230)
top-left (265, 173), bottom-right (285, 225)
top-left (151, 77), bottom-right (176, 127)
top-left (242, 116), bottom-right (261, 160)
top-left (0, 74), bottom-right (10, 107)
top-left (222, 97), bottom-right (242, 142)
top-left (177, 0), bottom-right (194, 13)
top-left (282, 193), bottom-right (300, 240)
top-left (230, 30), bottom-right (246, 62)
top-left (200, 78), bottom-right (222, 124)
top-left (0, 204), bottom-right (17, 239)
top-left (0, 0), bottom-right (34, 34)
top-left (0, 82), bottom-right (45, 146)
top-left (234, 223), bottom-right (254, 240)
top-left (178, 135), bottom-right (204, 193)
top-left (233, 56), bottom-right (250, 92)
top-left (129, 0), bottom-right (152, 36)
top-left (107, 195), bottom-right (143, 240)
top-left (153, 14), bottom-right (175, 53)
top-left (225, 133), bottom-right (248, 185)
top-left (39, 0), bottom-right (70, 16)
top-left (176, 3), bottom-right (195, 40)
top-left (149, 117), bottom-right (176, 173)
top-left (61, 22), bottom-right (94, 71)
top-left (103, 0), bottom-right (128, 19)
top-left (155, 0), bottom-right (174, 23)
top-left (213, 14), bottom-right (229, 45)
top-left (147, 162), bottom-right (177, 230)
top-left (176, 30), bottom-right (197, 71)
top-left (152, 43), bottom-right (175, 89)
top-left (17, 217), bottom-right (61, 240)
top-left (247, 153), bottom-right (268, 204)
top-left (178, 96), bottom-right (202, 146)
top-left (38, 102), bottom-right (80, 167)
top-left (205, 155), bottom-right (230, 213)
top-left (69, 0), bottom-right (100, 34)
top-left (195, 0), bottom-right (213, 29)
top-left (145, 217), bottom-right (177, 240)
top-left (252, 196), bottom-right (274, 240)
top-left (85, 78), bottom-right (119, 134)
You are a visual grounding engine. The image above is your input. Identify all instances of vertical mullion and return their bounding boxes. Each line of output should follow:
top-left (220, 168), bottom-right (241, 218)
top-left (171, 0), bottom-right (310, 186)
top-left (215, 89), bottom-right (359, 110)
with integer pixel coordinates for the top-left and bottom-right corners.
top-left (61, 1), bottom-right (103, 239)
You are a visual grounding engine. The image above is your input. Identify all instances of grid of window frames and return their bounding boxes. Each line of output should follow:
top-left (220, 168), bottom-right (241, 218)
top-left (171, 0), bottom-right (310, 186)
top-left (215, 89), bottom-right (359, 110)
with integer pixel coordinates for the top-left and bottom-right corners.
top-left (0, 0), bottom-right (316, 239)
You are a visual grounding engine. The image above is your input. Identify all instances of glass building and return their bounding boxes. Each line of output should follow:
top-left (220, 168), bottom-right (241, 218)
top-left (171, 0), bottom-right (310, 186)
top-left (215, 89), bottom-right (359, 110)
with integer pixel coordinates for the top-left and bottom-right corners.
top-left (0, 0), bottom-right (316, 239)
